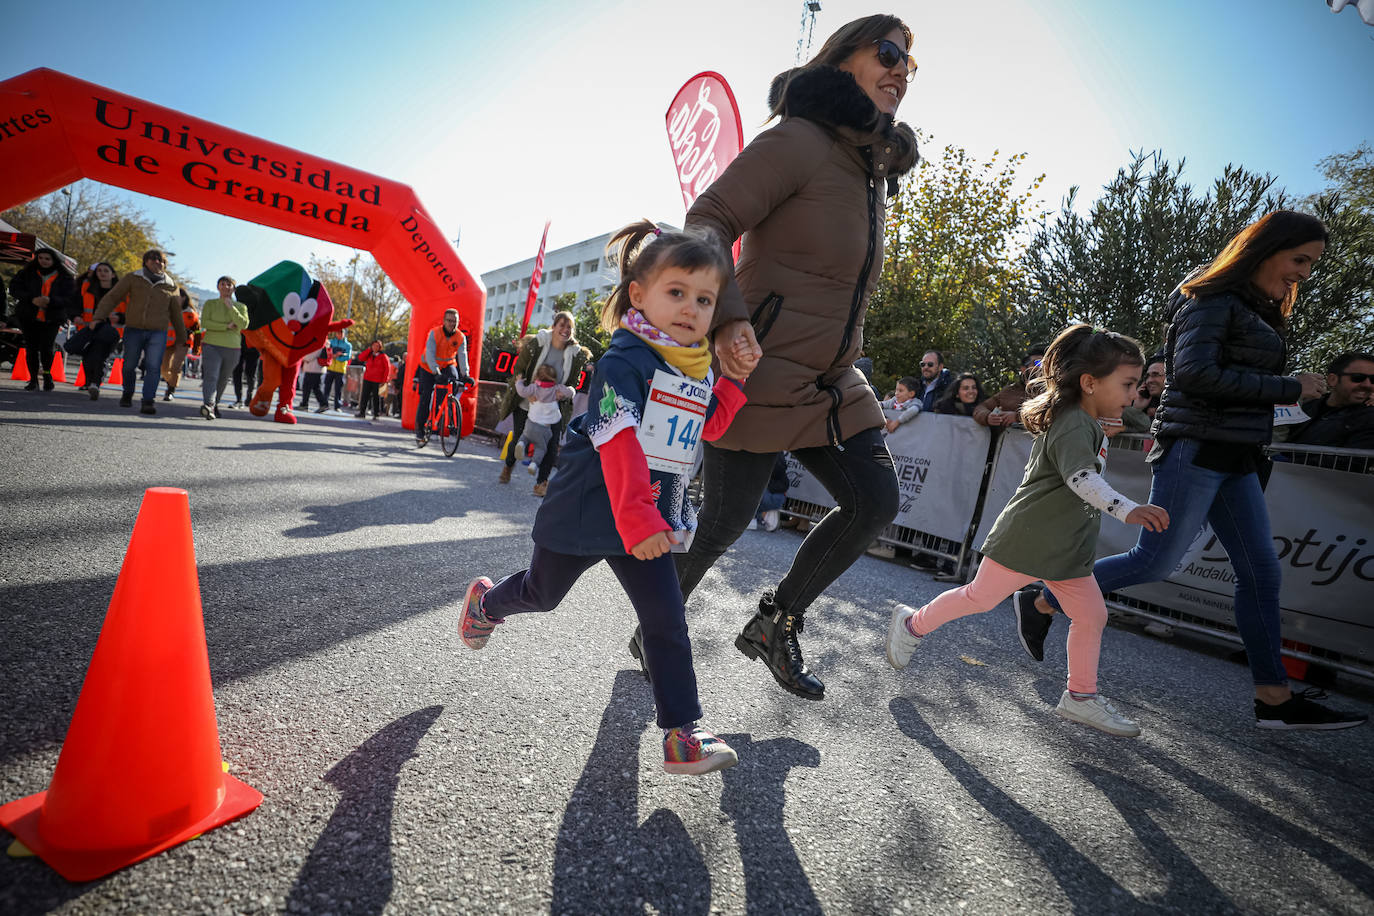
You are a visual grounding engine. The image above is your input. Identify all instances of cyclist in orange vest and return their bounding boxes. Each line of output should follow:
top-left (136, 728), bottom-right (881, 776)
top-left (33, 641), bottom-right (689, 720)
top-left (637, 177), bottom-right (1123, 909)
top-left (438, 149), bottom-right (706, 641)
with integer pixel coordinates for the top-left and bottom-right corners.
top-left (414, 308), bottom-right (473, 447)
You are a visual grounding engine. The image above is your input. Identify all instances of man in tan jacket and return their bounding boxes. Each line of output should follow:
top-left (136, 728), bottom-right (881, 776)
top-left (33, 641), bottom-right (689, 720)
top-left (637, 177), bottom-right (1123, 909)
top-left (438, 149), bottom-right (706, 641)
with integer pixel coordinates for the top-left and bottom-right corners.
top-left (93, 249), bottom-right (185, 414)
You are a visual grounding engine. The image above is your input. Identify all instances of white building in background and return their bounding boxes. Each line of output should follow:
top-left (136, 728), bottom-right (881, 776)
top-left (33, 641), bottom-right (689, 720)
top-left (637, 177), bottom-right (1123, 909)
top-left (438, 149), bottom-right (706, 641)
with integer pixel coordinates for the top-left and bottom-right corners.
top-left (479, 223), bottom-right (677, 331)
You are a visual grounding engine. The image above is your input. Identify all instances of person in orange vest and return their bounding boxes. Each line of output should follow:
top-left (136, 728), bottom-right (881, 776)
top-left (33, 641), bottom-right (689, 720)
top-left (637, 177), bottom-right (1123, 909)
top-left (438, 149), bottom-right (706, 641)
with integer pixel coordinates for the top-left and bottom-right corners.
top-left (413, 308), bottom-right (473, 446)
top-left (160, 288), bottom-right (202, 401)
top-left (8, 248), bottom-right (78, 391)
top-left (74, 262), bottom-right (124, 399)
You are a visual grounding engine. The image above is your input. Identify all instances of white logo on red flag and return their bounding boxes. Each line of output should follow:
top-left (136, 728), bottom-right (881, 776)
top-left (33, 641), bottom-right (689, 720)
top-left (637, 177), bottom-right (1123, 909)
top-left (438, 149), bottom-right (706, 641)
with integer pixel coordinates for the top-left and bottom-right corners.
top-left (665, 72), bottom-right (743, 212)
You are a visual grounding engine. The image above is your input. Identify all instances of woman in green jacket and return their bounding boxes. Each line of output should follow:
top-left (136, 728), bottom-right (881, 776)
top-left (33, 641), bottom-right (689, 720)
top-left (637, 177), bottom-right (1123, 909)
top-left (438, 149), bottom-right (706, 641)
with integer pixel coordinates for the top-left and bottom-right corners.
top-left (198, 275), bottom-right (249, 419)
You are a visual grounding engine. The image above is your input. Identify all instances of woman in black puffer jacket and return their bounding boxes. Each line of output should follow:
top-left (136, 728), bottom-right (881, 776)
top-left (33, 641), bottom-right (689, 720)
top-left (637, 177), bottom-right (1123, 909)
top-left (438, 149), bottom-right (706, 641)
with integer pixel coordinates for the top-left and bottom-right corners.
top-left (1027, 211), bottom-right (1365, 731)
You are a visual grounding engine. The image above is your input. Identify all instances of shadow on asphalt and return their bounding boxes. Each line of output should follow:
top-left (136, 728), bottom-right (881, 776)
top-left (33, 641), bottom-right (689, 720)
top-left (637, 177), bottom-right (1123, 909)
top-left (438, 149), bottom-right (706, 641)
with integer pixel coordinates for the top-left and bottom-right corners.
top-left (0, 534), bottom-right (522, 764)
top-left (283, 489), bottom-right (476, 538)
top-left (888, 697), bottom-right (1135, 913)
top-left (552, 671), bottom-right (822, 914)
top-left (287, 705), bottom-right (443, 916)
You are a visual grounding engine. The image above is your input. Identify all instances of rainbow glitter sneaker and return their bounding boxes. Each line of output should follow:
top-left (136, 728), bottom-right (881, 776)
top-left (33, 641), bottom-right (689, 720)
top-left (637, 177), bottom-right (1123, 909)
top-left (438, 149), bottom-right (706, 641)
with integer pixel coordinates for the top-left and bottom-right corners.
top-left (663, 725), bottom-right (738, 776)
top-left (460, 577), bottom-right (498, 649)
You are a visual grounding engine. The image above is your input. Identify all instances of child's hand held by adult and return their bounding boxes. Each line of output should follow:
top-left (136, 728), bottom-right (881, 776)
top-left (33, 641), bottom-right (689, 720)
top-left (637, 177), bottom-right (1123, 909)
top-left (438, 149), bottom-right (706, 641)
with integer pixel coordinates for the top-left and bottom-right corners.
top-left (632, 530), bottom-right (677, 561)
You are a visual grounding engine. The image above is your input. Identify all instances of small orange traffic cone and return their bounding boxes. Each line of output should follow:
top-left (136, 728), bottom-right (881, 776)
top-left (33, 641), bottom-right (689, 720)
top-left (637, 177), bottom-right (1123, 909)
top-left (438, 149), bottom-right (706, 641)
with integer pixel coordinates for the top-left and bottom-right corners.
top-left (50, 351), bottom-right (67, 383)
top-left (10, 349), bottom-right (29, 381)
top-left (73, 364), bottom-right (87, 388)
top-left (107, 358), bottom-right (124, 386)
top-left (0, 488), bottom-right (262, 882)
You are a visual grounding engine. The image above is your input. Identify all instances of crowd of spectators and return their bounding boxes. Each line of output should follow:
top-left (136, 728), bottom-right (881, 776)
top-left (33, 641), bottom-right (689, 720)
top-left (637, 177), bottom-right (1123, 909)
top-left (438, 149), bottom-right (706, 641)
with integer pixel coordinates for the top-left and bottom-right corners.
top-left (1, 247), bottom-right (407, 422)
top-left (877, 341), bottom-right (1372, 453)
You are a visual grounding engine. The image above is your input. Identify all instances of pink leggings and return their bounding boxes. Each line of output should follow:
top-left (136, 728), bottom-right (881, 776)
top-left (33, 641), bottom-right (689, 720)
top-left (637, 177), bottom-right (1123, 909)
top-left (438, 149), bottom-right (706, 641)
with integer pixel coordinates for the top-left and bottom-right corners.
top-left (912, 557), bottom-right (1108, 695)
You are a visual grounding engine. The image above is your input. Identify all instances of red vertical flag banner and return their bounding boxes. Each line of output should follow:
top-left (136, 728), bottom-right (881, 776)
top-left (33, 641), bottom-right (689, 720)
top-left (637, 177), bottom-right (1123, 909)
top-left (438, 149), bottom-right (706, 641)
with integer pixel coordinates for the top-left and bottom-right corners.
top-left (519, 220), bottom-right (551, 337)
top-left (665, 72), bottom-right (744, 257)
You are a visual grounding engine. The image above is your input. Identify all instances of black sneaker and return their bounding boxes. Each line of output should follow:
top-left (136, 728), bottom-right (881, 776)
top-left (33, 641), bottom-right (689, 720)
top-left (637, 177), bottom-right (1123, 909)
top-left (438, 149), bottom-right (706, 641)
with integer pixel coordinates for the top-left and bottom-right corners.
top-left (24, 379), bottom-right (38, 391)
top-left (119, 393), bottom-right (133, 408)
top-left (1255, 689), bottom-right (1368, 731)
top-left (140, 401), bottom-right (156, 415)
top-left (1013, 587), bottom-right (1053, 662)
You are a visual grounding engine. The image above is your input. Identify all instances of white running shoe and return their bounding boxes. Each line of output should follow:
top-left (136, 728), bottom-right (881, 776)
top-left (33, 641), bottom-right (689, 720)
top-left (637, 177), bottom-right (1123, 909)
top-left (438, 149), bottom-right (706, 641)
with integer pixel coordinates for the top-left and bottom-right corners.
top-left (1054, 691), bottom-right (1141, 737)
top-left (885, 604), bottom-right (923, 669)
top-left (762, 509), bottom-right (781, 531)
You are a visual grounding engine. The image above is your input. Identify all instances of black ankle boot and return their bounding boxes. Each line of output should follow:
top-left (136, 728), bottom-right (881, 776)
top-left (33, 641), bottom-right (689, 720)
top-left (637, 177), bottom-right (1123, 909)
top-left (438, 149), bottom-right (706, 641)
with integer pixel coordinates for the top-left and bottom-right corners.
top-left (735, 590), bottom-right (825, 700)
top-left (628, 625), bottom-right (650, 681)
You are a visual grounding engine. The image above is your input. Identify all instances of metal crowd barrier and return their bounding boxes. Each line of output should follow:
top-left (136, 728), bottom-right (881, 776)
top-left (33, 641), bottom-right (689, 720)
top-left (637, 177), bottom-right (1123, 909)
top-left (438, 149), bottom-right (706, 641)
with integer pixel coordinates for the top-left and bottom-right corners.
top-left (786, 423), bottom-right (1373, 681)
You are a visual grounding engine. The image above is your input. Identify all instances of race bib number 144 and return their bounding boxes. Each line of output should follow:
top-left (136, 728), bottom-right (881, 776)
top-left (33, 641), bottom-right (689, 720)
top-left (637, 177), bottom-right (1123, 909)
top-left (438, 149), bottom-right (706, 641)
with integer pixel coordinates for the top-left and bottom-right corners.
top-left (638, 369), bottom-right (710, 474)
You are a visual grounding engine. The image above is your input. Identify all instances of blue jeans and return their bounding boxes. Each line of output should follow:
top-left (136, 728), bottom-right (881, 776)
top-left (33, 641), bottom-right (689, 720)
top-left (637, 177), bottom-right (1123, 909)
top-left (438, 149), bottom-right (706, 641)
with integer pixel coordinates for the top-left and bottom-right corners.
top-left (121, 327), bottom-right (167, 404)
top-left (1045, 437), bottom-right (1286, 686)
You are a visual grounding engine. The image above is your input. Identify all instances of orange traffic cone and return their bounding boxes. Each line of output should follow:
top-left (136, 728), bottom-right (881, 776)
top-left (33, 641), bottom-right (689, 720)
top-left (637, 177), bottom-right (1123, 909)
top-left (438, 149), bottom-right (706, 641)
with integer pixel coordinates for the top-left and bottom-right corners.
top-left (10, 348), bottom-right (29, 381)
top-left (73, 364), bottom-right (87, 388)
top-left (50, 351), bottom-right (67, 383)
top-left (0, 487), bottom-right (262, 882)
top-left (107, 358), bottom-right (124, 386)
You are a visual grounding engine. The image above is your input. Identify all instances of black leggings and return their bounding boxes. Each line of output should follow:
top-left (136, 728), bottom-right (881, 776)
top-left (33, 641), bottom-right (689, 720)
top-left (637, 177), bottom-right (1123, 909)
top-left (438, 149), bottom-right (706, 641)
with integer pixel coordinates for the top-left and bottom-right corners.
top-left (676, 426), bottom-right (898, 618)
top-left (504, 408), bottom-right (564, 484)
top-left (21, 320), bottom-right (60, 378)
top-left (232, 345), bottom-right (261, 402)
top-left (359, 379), bottom-right (382, 418)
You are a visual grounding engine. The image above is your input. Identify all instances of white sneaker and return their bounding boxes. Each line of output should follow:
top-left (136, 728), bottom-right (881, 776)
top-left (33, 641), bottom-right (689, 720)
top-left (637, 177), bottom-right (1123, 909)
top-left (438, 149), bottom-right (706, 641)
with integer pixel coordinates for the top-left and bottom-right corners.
top-left (1054, 691), bottom-right (1141, 737)
top-left (762, 509), bottom-right (780, 531)
top-left (885, 604), bottom-right (923, 669)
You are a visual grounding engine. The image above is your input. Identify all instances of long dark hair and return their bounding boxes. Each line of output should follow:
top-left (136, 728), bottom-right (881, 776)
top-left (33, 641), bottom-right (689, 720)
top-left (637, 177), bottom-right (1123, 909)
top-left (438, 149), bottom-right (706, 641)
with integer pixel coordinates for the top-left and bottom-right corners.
top-left (83, 261), bottom-right (118, 290)
top-left (601, 219), bottom-right (731, 333)
top-left (23, 247), bottom-right (73, 280)
top-left (1021, 325), bottom-right (1144, 434)
top-left (1181, 210), bottom-right (1327, 324)
top-left (937, 372), bottom-right (984, 415)
top-left (769, 14), bottom-right (912, 119)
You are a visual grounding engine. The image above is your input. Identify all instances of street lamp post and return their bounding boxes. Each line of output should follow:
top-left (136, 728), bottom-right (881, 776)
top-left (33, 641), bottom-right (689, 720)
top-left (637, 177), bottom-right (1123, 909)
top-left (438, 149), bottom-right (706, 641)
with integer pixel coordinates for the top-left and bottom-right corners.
top-left (59, 187), bottom-right (73, 255)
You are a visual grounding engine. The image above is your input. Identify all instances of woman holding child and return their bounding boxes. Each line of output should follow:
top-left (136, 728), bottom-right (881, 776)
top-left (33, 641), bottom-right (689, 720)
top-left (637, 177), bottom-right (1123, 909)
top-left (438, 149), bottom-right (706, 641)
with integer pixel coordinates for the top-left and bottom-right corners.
top-left (638, 14), bottom-right (921, 700)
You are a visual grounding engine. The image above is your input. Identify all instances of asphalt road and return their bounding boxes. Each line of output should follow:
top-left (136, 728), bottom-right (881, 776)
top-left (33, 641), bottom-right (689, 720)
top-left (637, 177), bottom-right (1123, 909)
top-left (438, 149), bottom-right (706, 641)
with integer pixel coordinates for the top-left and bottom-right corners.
top-left (2, 377), bottom-right (1372, 916)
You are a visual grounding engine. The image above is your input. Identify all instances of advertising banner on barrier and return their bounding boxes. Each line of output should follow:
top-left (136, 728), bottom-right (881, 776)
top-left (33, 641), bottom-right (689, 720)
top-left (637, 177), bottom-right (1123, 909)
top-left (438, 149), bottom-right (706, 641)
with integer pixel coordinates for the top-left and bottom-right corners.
top-left (1094, 446), bottom-right (1374, 659)
top-left (883, 413), bottom-right (991, 541)
top-left (977, 431), bottom-right (1373, 661)
top-left (972, 429), bottom-right (1033, 547)
top-left (786, 413), bottom-right (990, 543)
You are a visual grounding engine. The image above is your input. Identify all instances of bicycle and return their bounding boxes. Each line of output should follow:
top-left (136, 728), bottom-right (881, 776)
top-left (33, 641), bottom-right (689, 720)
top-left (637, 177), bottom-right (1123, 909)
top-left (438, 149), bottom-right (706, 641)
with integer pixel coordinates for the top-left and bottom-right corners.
top-left (421, 376), bottom-right (471, 457)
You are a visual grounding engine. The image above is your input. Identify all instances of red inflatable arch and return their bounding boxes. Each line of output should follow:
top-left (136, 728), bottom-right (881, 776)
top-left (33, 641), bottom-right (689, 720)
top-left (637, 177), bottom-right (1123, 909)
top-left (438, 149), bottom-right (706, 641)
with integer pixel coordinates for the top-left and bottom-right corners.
top-left (0, 68), bottom-right (483, 433)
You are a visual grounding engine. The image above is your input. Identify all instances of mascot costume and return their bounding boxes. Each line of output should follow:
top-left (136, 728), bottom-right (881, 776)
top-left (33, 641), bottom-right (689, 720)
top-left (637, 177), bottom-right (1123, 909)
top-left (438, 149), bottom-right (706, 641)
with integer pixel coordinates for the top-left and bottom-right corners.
top-left (235, 261), bottom-right (353, 424)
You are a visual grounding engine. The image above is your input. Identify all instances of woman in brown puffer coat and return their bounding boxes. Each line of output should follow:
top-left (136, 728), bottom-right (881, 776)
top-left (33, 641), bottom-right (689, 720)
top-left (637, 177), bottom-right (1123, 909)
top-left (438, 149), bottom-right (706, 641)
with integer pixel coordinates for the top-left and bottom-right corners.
top-left (633, 14), bottom-right (920, 701)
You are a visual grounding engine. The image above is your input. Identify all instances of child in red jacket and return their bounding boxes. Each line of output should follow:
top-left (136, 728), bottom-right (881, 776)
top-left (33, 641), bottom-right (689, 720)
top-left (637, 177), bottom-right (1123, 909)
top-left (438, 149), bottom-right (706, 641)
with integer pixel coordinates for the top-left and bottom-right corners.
top-left (356, 341), bottom-right (391, 420)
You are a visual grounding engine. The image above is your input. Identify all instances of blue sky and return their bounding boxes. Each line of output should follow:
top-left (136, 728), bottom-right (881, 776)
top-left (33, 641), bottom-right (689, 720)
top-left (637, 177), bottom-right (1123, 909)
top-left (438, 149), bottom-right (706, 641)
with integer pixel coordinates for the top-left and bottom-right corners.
top-left (6, 0), bottom-right (1373, 292)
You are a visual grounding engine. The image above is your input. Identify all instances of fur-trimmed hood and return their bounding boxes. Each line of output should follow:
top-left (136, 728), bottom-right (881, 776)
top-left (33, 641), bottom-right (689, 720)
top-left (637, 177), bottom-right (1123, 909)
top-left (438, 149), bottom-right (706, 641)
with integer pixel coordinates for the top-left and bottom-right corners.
top-left (768, 65), bottom-right (919, 179)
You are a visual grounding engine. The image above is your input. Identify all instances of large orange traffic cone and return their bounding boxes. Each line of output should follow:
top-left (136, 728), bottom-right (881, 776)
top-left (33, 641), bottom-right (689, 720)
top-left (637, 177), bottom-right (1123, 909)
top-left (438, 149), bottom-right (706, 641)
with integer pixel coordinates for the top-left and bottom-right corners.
top-left (50, 351), bottom-right (67, 383)
top-left (0, 487), bottom-right (262, 881)
top-left (107, 358), bottom-right (124, 386)
top-left (10, 349), bottom-right (29, 381)
top-left (73, 364), bottom-right (87, 388)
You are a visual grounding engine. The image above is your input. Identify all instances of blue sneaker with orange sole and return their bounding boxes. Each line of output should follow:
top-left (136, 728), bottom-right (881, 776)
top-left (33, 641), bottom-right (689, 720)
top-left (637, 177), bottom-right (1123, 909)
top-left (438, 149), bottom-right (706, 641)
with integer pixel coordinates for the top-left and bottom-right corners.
top-left (663, 724), bottom-right (738, 775)
top-left (461, 577), bottom-right (498, 649)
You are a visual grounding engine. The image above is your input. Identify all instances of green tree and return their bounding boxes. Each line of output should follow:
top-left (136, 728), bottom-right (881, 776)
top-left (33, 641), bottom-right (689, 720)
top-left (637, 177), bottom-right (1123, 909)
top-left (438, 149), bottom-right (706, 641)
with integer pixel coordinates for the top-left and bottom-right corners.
top-left (2, 182), bottom-right (164, 278)
top-left (307, 254), bottom-right (408, 346)
top-left (1020, 152), bottom-right (1287, 358)
top-left (570, 292), bottom-right (611, 362)
top-left (1292, 145), bottom-right (1374, 370)
top-left (865, 133), bottom-right (1045, 392)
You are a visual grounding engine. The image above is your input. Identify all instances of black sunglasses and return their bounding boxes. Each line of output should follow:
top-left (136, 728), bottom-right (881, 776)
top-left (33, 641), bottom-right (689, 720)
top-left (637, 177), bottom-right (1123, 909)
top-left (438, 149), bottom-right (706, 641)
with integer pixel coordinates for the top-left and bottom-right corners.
top-left (873, 39), bottom-right (917, 82)
top-left (1337, 372), bottom-right (1373, 384)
